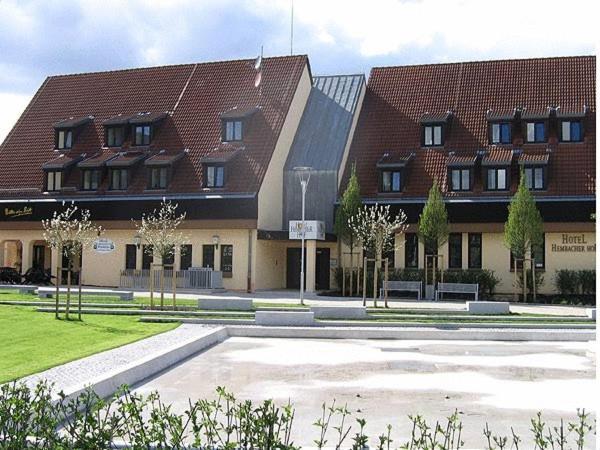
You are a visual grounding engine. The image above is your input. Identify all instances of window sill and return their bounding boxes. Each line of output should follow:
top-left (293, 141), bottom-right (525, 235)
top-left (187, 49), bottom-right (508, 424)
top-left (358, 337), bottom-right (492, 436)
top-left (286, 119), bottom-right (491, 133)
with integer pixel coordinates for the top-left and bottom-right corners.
top-left (223, 273), bottom-right (233, 279)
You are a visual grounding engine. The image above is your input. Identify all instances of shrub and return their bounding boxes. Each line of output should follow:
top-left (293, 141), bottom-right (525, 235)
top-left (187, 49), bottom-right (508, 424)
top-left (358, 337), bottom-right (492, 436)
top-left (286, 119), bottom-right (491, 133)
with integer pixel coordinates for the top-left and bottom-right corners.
top-left (578, 270), bottom-right (595, 295)
top-left (555, 269), bottom-right (582, 296)
top-left (0, 381), bottom-right (594, 450)
top-left (516, 269), bottom-right (545, 298)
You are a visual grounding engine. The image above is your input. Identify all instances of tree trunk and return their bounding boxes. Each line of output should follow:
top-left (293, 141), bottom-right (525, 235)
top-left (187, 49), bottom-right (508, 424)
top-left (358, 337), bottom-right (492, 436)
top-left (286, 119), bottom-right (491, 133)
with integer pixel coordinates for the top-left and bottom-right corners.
top-left (66, 264), bottom-right (71, 320)
top-left (160, 265), bottom-right (165, 310)
top-left (55, 265), bottom-right (61, 319)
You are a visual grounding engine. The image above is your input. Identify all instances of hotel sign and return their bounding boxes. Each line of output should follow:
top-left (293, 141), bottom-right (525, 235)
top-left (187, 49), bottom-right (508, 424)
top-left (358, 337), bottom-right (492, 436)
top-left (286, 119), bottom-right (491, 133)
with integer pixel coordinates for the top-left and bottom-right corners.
top-left (93, 238), bottom-right (116, 254)
top-left (289, 220), bottom-right (325, 240)
top-left (551, 234), bottom-right (595, 253)
top-left (3, 206), bottom-right (33, 219)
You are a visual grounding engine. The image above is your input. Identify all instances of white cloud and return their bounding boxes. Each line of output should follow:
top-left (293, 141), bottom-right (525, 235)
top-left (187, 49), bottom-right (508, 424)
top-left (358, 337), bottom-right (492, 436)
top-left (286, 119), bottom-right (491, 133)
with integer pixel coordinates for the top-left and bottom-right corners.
top-left (255, 0), bottom-right (596, 59)
top-left (0, 93), bottom-right (31, 144)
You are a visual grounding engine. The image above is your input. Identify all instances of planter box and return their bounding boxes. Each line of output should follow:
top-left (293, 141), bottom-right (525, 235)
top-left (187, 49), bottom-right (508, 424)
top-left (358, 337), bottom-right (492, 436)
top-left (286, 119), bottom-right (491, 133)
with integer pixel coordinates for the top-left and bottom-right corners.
top-left (467, 301), bottom-right (510, 315)
top-left (255, 311), bottom-right (315, 326)
top-left (198, 298), bottom-right (253, 311)
top-left (311, 306), bottom-right (367, 319)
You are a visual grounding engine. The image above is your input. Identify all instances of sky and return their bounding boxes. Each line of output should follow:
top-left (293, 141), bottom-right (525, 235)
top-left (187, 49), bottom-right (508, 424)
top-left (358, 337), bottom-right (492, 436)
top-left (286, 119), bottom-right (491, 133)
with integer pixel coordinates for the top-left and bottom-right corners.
top-left (0, 0), bottom-right (596, 142)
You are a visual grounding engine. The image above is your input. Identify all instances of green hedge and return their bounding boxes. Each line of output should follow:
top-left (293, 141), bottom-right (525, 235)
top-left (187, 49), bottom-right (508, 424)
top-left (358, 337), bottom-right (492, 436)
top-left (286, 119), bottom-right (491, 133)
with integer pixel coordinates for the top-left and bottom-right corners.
top-left (554, 269), bottom-right (596, 296)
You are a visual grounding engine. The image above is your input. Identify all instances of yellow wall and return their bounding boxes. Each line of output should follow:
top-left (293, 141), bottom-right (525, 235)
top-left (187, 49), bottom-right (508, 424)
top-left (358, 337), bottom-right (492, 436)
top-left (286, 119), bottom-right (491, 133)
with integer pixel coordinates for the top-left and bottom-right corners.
top-left (257, 64), bottom-right (312, 230)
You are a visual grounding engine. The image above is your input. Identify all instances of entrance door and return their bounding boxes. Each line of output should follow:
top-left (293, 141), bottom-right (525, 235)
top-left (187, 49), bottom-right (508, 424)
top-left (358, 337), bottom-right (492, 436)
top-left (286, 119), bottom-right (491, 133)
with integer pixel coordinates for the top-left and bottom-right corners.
top-left (286, 248), bottom-right (306, 289)
top-left (316, 248), bottom-right (330, 291)
top-left (32, 245), bottom-right (45, 270)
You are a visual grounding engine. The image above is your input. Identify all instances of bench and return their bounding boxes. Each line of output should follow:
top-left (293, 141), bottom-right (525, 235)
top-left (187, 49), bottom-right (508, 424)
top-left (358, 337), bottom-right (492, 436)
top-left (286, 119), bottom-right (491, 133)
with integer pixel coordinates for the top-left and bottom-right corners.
top-left (380, 280), bottom-right (422, 300)
top-left (435, 283), bottom-right (478, 301)
top-left (0, 284), bottom-right (37, 294)
top-left (467, 301), bottom-right (509, 315)
top-left (255, 311), bottom-right (315, 326)
top-left (310, 306), bottom-right (367, 319)
top-left (198, 298), bottom-right (254, 311)
top-left (38, 287), bottom-right (134, 301)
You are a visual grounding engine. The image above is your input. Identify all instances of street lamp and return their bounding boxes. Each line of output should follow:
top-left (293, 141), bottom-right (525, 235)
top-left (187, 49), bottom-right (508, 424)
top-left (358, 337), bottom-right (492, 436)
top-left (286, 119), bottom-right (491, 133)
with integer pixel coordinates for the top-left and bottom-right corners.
top-left (293, 166), bottom-right (312, 305)
top-left (133, 233), bottom-right (142, 250)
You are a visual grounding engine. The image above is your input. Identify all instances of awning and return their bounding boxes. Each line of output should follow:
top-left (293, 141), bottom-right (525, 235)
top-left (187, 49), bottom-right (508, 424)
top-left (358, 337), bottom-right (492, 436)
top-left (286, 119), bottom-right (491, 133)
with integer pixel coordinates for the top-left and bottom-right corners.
top-left (521, 108), bottom-right (551, 120)
top-left (556, 106), bottom-right (588, 118)
top-left (481, 148), bottom-right (514, 166)
top-left (53, 116), bottom-right (93, 129)
top-left (128, 111), bottom-right (169, 125)
top-left (105, 152), bottom-right (146, 168)
top-left (376, 152), bottom-right (415, 169)
top-left (77, 151), bottom-right (118, 169)
top-left (103, 114), bottom-right (132, 126)
top-left (144, 151), bottom-right (185, 167)
top-left (486, 108), bottom-right (517, 121)
top-left (42, 153), bottom-right (83, 170)
top-left (199, 142), bottom-right (244, 164)
top-left (220, 106), bottom-right (260, 120)
top-left (447, 153), bottom-right (477, 168)
top-left (419, 111), bottom-right (452, 124)
top-left (518, 152), bottom-right (550, 165)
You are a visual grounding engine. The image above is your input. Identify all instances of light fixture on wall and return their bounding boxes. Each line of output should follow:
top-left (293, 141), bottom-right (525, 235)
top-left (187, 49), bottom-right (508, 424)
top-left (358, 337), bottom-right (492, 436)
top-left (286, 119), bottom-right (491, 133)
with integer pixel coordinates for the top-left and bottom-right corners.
top-left (133, 233), bottom-right (142, 250)
top-left (212, 235), bottom-right (220, 250)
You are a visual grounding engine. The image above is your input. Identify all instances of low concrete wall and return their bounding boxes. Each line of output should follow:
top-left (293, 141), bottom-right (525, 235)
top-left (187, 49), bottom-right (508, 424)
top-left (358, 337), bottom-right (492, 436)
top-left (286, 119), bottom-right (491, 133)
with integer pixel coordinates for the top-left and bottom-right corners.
top-left (0, 285), bottom-right (37, 294)
top-left (255, 311), bottom-right (315, 326)
top-left (467, 301), bottom-right (510, 315)
top-left (198, 298), bottom-right (253, 311)
top-left (311, 306), bottom-right (367, 319)
top-left (38, 287), bottom-right (133, 300)
top-left (587, 308), bottom-right (596, 320)
top-left (227, 325), bottom-right (595, 342)
top-left (61, 327), bottom-right (228, 401)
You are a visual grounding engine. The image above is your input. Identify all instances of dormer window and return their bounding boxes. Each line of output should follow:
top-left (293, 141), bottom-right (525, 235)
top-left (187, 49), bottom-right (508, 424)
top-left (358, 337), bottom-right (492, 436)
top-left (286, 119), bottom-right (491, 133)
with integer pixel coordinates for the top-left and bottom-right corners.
top-left (423, 124), bottom-right (443, 146)
top-left (82, 169), bottom-right (101, 191)
top-left (450, 168), bottom-right (471, 191)
top-left (526, 122), bottom-right (546, 143)
top-left (381, 170), bottom-right (402, 192)
top-left (560, 120), bottom-right (583, 142)
top-left (149, 167), bottom-right (168, 189)
top-left (205, 165), bottom-right (225, 188)
top-left (524, 166), bottom-right (545, 190)
top-left (490, 122), bottom-right (511, 144)
top-left (56, 130), bottom-right (73, 150)
top-left (109, 168), bottom-right (129, 190)
top-left (134, 125), bottom-right (151, 146)
top-left (485, 167), bottom-right (508, 191)
top-left (46, 171), bottom-right (62, 192)
top-left (106, 126), bottom-right (125, 147)
top-left (223, 120), bottom-right (243, 142)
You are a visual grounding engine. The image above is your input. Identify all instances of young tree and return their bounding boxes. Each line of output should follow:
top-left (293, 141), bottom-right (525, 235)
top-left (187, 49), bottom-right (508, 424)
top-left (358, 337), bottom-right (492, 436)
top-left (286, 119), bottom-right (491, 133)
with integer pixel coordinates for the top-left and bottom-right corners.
top-left (349, 203), bottom-right (407, 307)
top-left (334, 164), bottom-right (362, 294)
top-left (504, 170), bottom-right (544, 302)
top-left (418, 181), bottom-right (449, 295)
top-left (135, 200), bottom-right (187, 310)
top-left (42, 204), bottom-right (103, 320)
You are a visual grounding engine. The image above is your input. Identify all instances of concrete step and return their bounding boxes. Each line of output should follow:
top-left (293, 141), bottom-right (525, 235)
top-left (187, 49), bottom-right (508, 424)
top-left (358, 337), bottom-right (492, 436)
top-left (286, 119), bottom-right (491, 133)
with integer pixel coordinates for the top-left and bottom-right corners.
top-left (36, 307), bottom-right (254, 317)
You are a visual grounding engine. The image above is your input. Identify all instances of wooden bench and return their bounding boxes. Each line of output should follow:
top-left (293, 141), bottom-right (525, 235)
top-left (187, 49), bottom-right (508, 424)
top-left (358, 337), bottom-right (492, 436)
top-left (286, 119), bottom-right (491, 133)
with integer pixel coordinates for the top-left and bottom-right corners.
top-left (435, 283), bottom-right (478, 301)
top-left (38, 287), bottom-right (134, 301)
top-left (380, 280), bottom-right (422, 300)
top-left (0, 284), bottom-right (37, 294)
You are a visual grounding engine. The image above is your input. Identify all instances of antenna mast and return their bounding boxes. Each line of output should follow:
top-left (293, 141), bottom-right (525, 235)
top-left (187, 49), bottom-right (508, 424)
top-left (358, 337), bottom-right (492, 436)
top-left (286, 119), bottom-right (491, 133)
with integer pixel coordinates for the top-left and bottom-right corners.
top-left (290, 0), bottom-right (294, 55)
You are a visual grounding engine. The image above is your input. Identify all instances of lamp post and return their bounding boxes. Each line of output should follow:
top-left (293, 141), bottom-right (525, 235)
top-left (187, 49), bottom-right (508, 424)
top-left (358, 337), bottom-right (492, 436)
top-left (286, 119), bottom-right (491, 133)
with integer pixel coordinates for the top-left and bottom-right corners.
top-left (294, 166), bottom-right (312, 305)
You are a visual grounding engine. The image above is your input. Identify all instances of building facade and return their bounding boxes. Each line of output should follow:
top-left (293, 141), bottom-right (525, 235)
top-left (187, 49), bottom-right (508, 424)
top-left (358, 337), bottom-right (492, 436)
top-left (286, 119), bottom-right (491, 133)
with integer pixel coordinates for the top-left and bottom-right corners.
top-left (0, 55), bottom-right (595, 294)
top-left (342, 56), bottom-right (596, 294)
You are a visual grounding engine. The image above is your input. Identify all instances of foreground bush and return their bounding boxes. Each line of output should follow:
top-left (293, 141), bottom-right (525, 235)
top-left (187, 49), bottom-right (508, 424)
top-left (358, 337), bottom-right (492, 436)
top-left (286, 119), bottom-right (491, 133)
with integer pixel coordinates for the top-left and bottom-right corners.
top-left (0, 381), bottom-right (595, 449)
top-left (555, 269), bottom-right (596, 297)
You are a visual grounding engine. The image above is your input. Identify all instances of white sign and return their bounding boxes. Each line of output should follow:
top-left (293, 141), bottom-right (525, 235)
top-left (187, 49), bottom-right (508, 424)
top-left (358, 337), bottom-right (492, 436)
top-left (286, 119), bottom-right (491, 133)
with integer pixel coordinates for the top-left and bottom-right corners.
top-left (289, 220), bottom-right (325, 240)
top-left (93, 238), bottom-right (116, 254)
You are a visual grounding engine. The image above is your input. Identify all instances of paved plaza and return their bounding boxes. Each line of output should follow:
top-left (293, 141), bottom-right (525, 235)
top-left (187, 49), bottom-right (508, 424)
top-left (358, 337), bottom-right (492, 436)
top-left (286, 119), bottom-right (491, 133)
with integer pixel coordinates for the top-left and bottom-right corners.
top-left (133, 337), bottom-right (596, 448)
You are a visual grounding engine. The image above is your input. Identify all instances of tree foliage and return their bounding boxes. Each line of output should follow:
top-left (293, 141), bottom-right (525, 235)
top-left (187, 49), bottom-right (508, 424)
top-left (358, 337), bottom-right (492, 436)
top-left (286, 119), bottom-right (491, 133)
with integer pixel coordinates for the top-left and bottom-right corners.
top-left (42, 203), bottom-right (104, 264)
top-left (349, 204), bottom-right (408, 259)
top-left (418, 181), bottom-right (449, 253)
top-left (135, 200), bottom-right (188, 263)
top-left (504, 171), bottom-right (544, 259)
top-left (334, 164), bottom-right (362, 251)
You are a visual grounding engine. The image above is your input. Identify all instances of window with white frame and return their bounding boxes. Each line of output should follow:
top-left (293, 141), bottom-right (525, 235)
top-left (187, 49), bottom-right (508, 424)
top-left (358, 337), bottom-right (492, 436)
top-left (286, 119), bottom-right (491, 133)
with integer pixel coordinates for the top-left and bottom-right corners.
top-left (526, 122), bottom-right (546, 143)
top-left (560, 120), bottom-right (583, 142)
top-left (381, 170), bottom-right (402, 192)
top-left (56, 130), bottom-right (73, 150)
top-left (450, 168), bottom-right (470, 191)
top-left (486, 167), bottom-right (508, 190)
top-left (205, 165), bottom-right (225, 188)
top-left (490, 122), bottom-right (511, 144)
top-left (223, 120), bottom-right (243, 141)
top-left (423, 124), bottom-right (443, 146)
top-left (524, 166), bottom-right (545, 190)
top-left (46, 171), bottom-right (62, 191)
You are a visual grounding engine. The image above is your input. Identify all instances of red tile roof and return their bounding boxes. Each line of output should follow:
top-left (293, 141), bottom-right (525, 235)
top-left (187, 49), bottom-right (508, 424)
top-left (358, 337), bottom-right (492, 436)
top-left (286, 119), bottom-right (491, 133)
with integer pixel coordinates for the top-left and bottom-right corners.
top-left (0, 55), bottom-right (308, 198)
top-left (343, 56), bottom-right (595, 199)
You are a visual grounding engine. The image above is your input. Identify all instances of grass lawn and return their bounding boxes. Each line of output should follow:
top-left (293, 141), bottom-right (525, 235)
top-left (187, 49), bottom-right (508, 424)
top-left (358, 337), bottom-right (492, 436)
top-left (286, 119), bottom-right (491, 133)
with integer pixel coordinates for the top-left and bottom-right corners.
top-left (0, 305), bottom-right (179, 383)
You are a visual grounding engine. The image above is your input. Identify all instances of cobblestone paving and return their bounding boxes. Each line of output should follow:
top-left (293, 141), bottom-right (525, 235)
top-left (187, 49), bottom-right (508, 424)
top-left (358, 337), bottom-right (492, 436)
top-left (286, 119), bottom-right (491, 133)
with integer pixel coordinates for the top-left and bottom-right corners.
top-left (22, 324), bottom-right (218, 392)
